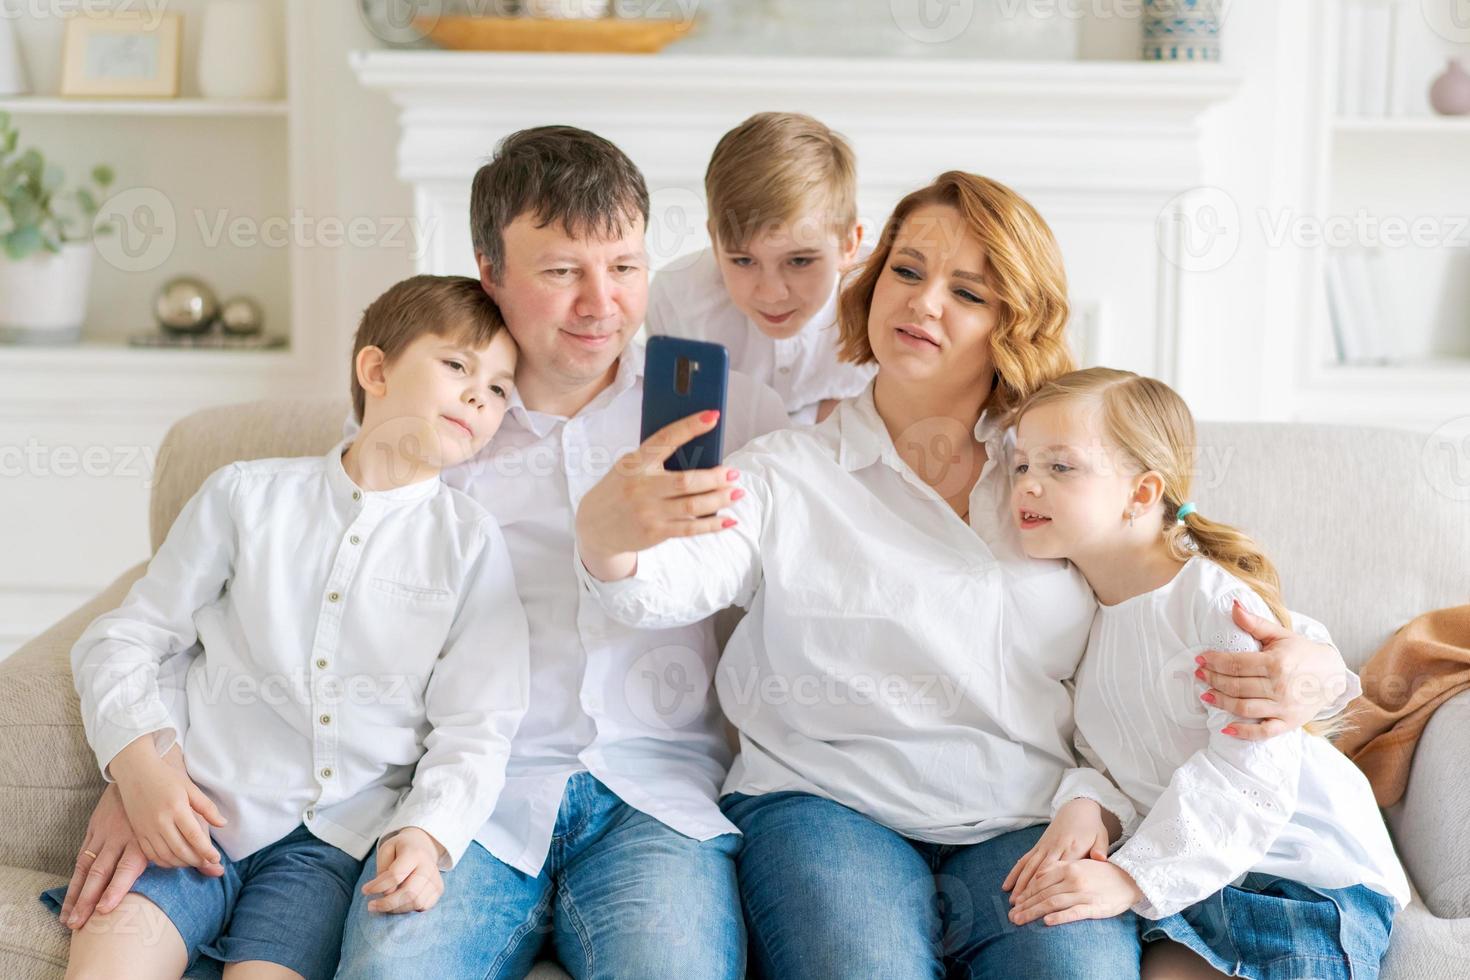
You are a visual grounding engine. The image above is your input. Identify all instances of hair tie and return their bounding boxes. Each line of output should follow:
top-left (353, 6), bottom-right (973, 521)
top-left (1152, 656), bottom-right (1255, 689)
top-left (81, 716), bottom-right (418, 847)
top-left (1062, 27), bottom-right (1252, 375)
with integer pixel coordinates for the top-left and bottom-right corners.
top-left (1175, 502), bottom-right (1197, 525)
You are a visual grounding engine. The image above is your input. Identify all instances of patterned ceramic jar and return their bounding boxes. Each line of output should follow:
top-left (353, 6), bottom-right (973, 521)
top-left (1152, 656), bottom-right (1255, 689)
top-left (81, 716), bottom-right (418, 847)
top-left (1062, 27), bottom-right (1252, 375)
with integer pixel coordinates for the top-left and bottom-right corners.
top-left (1142, 0), bottom-right (1222, 62)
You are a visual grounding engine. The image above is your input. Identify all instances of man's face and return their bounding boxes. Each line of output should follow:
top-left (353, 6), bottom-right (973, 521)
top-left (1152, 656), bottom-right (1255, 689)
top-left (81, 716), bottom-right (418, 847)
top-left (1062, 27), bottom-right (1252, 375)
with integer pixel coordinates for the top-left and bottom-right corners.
top-left (478, 212), bottom-right (648, 400)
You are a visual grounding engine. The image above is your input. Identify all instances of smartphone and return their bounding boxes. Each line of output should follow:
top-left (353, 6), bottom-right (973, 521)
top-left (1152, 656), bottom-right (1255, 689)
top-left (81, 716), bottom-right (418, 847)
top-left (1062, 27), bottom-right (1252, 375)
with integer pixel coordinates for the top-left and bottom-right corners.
top-left (640, 336), bottom-right (729, 472)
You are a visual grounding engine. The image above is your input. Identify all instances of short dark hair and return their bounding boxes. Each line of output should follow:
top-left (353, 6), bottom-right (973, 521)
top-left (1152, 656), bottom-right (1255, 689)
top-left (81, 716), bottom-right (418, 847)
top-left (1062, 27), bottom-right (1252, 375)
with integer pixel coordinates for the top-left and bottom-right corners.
top-left (350, 275), bottom-right (505, 423)
top-left (469, 125), bottom-right (650, 281)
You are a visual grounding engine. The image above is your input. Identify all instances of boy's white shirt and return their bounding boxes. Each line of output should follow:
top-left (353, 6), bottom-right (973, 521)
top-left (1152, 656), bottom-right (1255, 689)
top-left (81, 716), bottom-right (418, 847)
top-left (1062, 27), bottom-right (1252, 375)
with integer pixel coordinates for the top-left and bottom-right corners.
top-left (1077, 556), bottom-right (1408, 918)
top-left (70, 441), bottom-right (531, 870)
top-left (647, 243), bottom-right (877, 425)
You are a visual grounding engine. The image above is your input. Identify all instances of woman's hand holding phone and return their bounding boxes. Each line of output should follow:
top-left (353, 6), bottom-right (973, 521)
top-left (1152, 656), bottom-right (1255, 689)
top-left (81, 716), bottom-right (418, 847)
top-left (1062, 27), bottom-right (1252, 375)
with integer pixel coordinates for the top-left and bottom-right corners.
top-left (575, 410), bottom-right (744, 582)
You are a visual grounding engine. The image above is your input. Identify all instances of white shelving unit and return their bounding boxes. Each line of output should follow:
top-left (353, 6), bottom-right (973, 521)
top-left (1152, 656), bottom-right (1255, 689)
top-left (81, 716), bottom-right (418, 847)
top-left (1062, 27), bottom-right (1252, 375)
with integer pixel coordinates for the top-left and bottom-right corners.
top-left (0, 97), bottom-right (288, 117)
top-left (1290, 1), bottom-right (1470, 427)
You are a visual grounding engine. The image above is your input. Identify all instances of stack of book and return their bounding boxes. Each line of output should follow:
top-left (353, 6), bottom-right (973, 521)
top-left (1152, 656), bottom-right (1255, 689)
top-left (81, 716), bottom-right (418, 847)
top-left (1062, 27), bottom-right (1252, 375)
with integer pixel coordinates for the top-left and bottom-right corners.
top-left (1338, 0), bottom-right (1402, 117)
top-left (1323, 249), bottom-right (1398, 364)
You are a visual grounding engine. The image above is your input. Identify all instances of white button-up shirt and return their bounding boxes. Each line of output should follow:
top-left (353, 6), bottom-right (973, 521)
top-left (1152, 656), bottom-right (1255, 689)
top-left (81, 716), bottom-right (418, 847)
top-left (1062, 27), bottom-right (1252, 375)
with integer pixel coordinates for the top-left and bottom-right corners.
top-left (647, 246), bottom-right (877, 425)
top-left (1083, 557), bottom-right (1408, 919)
top-left (580, 383), bottom-right (1140, 843)
top-left (443, 341), bottom-right (790, 876)
top-left (71, 443), bottom-right (530, 868)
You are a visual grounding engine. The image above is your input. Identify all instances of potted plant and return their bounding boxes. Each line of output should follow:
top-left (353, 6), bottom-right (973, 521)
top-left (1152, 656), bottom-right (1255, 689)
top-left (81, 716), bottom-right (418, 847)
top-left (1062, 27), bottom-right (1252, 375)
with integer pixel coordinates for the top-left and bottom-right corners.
top-left (0, 111), bottom-right (114, 344)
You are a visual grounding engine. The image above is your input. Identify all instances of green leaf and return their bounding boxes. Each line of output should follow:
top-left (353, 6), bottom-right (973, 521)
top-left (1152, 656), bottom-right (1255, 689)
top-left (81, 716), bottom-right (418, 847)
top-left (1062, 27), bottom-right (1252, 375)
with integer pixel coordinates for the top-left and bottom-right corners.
top-left (10, 195), bottom-right (39, 228)
top-left (4, 225), bottom-right (43, 260)
top-left (92, 164), bottom-right (114, 188)
top-left (2, 129), bottom-right (16, 155)
top-left (77, 188), bottom-right (97, 215)
top-left (0, 110), bottom-right (10, 131)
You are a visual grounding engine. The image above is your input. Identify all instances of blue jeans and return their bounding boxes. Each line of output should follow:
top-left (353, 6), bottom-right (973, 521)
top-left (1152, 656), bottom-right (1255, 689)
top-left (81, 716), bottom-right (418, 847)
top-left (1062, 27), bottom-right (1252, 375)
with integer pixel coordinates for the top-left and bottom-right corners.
top-left (335, 772), bottom-right (744, 979)
top-left (40, 824), bottom-right (362, 980)
top-left (722, 791), bottom-right (1142, 980)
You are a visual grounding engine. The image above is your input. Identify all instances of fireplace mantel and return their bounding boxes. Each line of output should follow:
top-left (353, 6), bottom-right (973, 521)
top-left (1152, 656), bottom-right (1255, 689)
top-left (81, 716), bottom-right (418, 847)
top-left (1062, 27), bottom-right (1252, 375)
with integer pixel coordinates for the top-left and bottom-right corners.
top-left (352, 51), bottom-right (1239, 380)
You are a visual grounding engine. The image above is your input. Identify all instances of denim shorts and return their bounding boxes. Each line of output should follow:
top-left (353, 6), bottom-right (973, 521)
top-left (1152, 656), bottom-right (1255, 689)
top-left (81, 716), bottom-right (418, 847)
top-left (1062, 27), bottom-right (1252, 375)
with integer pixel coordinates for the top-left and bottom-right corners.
top-left (42, 824), bottom-right (364, 980)
top-left (1139, 872), bottom-right (1397, 980)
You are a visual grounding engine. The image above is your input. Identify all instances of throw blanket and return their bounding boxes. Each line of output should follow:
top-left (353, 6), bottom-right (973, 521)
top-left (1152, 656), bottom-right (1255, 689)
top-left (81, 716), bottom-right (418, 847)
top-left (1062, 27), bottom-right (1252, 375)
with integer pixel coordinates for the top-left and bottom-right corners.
top-left (1337, 605), bottom-right (1470, 807)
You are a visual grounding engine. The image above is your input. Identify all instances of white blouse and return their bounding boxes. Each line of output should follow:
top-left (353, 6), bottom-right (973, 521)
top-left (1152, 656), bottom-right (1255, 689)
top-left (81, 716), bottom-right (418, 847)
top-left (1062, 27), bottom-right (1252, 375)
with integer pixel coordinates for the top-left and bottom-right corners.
top-left (1083, 556), bottom-right (1410, 919)
top-left (647, 246), bottom-right (877, 425)
top-left (71, 443), bottom-right (530, 868)
top-left (579, 384), bottom-right (1138, 843)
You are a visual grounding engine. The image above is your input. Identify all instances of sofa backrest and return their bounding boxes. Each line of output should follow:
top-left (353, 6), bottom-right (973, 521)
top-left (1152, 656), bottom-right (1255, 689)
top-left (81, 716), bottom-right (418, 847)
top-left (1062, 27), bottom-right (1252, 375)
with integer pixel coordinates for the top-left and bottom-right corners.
top-left (1194, 422), bottom-right (1470, 669)
top-left (148, 404), bottom-right (1470, 669)
top-left (150, 398), bottom-right (347, 553)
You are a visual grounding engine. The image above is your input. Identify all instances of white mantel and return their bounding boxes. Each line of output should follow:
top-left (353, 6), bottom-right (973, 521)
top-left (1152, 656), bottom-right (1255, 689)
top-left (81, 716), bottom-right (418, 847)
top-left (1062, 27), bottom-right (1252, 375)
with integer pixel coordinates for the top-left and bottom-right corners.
top-left (353, 51), bottom-right (1240, 382)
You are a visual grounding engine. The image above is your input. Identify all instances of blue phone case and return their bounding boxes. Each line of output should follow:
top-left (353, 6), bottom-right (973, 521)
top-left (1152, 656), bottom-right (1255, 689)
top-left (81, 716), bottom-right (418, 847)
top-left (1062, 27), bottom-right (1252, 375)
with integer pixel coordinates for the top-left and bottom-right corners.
top-left (641, 336), bottom-right (729, 472)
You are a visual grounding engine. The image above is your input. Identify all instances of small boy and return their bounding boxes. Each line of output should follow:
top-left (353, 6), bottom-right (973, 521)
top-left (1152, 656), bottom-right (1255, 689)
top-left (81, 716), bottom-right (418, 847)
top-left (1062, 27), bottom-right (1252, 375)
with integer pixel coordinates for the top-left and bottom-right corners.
top-left (647, 111), bottom-right (875, 425)
top-left (43, 275), bottom-right (530, 980)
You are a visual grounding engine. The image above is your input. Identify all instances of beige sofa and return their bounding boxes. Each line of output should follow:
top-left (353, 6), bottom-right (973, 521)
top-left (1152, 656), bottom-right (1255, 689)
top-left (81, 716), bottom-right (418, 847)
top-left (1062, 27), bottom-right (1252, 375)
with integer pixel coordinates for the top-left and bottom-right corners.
top-left (2, 399), bottom-right (1469, 979)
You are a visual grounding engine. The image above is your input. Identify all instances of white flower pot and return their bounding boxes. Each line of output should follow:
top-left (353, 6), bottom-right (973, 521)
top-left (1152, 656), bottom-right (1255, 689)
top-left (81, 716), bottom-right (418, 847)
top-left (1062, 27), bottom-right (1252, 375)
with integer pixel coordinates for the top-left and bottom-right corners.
top-left (0, 242), bottom-right (94, 344)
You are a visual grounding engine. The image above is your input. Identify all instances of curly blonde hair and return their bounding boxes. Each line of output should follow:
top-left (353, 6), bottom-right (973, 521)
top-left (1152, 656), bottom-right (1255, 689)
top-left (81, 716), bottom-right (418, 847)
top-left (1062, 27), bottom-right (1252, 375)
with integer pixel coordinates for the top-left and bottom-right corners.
top-left (836, 171), bottom-right (1074, 418)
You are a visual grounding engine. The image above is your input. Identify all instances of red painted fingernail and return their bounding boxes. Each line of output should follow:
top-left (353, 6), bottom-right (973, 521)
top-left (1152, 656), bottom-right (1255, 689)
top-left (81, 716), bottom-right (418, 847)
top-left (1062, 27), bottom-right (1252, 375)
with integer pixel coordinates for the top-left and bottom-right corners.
top-left (722, 518), bottom-right (738, 529)
top-left (1194, 655), bottom-right (1206, 666)
top-left (731, 489), bottom-right (745, 501)
top-left (1221, 726), bottom-right (1238, 736)
top-left (1200, 692), bottom-right (1215, 704)
top-left (700, 410), bottom-right (719, 423)
top-left (726, 469), bottom-right (740, 481)
top-left (1194, 668), bottom-right (1206, 681)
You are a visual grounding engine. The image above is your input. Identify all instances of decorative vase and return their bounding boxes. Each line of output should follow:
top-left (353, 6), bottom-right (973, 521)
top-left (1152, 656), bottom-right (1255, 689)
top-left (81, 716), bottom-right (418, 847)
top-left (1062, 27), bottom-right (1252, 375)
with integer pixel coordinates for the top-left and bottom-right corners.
top-left (198, 0), bottom-right (281, 100)
top-left (1429, 59), bottom-right (1470, 116)
top-left (1142, 0), bottom-right (1222, 63)
top-left (0, 16), bottom-right (28, 96)
top-left (0, 243), bottom-right (94, 345)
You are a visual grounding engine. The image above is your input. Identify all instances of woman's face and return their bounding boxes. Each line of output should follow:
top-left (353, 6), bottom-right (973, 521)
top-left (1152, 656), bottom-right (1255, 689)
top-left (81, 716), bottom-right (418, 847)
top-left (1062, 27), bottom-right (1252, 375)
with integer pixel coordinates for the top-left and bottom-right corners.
top-left (866, 203), bottom-right (999, 394)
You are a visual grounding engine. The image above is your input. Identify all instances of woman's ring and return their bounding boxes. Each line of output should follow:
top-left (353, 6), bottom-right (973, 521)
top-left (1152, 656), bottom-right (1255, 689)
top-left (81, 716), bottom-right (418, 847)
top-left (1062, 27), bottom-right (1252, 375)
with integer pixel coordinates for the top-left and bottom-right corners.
top-left (82, 849), bottom-right (98, 860)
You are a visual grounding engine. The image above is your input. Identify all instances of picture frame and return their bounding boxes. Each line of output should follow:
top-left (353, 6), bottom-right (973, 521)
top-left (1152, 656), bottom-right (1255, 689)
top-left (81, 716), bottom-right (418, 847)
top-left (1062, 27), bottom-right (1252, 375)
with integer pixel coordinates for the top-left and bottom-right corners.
top-left (60, 13), bottom-right (182, 98)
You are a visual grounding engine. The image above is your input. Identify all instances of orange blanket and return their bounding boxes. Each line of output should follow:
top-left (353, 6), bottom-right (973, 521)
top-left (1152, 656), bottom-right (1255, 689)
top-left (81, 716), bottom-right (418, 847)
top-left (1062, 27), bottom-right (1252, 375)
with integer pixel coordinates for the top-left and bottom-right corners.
top-left (1337, 605), bottom-right (1470, 807)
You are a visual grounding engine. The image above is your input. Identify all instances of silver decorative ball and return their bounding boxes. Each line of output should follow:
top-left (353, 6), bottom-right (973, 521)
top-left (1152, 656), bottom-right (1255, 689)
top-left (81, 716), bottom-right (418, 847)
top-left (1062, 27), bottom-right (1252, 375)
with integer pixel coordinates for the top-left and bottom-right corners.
top-left (219, 296), bottom-right (265, 337)
top-left (154, 277), bottom-right (219, 335)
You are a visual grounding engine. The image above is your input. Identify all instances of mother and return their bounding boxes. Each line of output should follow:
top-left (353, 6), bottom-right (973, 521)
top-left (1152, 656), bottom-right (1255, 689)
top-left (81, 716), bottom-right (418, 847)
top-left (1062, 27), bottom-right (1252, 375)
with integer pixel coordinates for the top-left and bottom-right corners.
top-left (575, 171), bottom-right (1350, 979)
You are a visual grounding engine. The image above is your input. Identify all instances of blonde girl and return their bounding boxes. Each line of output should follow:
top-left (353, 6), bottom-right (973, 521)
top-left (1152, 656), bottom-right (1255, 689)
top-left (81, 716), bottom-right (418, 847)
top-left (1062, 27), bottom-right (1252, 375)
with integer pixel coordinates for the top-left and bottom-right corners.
top-left (1003, 367), bottom-right (1408, 980)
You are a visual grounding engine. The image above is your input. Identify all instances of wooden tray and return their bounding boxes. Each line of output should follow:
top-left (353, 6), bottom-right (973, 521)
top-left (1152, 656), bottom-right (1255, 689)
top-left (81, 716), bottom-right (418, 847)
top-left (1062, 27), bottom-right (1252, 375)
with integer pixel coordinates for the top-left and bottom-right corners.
top-left (415, 15), bottom-right (695, 54)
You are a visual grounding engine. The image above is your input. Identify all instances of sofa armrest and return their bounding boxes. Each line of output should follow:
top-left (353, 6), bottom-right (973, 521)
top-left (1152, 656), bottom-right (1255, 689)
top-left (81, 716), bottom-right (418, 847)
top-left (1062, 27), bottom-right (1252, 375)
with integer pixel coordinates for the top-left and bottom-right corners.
top-left (1385, 688), bottom-right (1470, 920)
top-left (0, 563), bottom-right (146, 876)
top-left (1382, 900), bottom-right (1470, 980)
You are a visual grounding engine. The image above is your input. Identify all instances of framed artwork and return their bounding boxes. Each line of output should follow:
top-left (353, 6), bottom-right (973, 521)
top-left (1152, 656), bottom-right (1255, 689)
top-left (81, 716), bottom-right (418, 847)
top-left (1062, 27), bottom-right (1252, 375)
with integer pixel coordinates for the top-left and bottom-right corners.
top-left (61, 14), bottom-right (182, 98)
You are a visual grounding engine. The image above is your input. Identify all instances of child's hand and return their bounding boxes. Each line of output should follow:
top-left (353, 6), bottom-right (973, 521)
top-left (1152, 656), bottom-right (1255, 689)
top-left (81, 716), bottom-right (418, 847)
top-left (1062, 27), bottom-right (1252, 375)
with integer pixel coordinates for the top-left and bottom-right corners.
top-left (1008, 857), bottom-right (1143, 927)
top-left (108, 737), bottom-right (226, 871)
top-left (1002, 798), bottom-right (1110, 905)
top-left (362, 827), bottom-right (447, 914)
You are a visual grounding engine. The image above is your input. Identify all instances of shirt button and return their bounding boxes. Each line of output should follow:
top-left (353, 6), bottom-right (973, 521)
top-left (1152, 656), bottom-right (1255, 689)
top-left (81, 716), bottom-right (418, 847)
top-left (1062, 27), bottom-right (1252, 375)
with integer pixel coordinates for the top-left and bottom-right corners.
top-left (779, 366), bottom-right (792, 374)
top-left (316, 658), bottom-right (328, 669)
top-left (351, 491), bottom-right (361, 501)
top-left (321, 767), bottom-right (333, 780)
top-left (305, 808), bottom-right (315, 820)
top-left (349, 535), bottom-right (360, 545)
top-left (327, 592), bottom-right (340, 603)
top-left (319, 714), bottom-right (331, 726)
